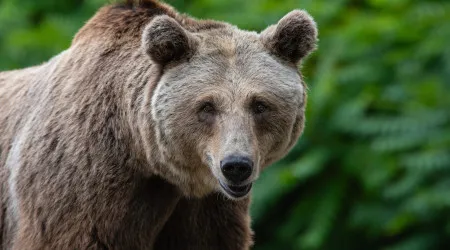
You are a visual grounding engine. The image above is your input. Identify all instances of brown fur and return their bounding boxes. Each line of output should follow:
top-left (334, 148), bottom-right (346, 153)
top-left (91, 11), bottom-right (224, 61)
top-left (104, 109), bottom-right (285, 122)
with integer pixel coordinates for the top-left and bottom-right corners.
top-left (0, 0), bottom-right (317, 249)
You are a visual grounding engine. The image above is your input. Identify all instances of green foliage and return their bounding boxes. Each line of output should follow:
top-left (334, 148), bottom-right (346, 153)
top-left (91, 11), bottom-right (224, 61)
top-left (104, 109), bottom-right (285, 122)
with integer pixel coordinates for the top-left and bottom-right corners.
top-left (1, 0), bottom-right (449, 249)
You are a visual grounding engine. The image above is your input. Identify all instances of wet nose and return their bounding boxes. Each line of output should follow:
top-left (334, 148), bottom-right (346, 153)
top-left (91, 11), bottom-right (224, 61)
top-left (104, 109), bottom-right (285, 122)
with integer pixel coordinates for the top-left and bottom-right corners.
top-left (220, 155), bottom-right (253, 184)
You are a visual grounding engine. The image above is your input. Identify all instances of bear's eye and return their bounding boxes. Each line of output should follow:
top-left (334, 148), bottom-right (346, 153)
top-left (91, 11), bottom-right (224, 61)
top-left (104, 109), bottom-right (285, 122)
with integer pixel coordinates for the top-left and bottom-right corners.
top-left (198, 102), bottom-right (217, 123)
top-left (200, 102), bottom-right (216, 114)
top-left (252, 101), bottom-right (268, 114)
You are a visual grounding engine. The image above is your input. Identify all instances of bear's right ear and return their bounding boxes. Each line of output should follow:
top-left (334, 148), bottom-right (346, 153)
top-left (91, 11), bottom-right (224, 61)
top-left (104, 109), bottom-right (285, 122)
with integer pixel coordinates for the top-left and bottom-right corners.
top-left (142, 15), bottom-right (197, 65)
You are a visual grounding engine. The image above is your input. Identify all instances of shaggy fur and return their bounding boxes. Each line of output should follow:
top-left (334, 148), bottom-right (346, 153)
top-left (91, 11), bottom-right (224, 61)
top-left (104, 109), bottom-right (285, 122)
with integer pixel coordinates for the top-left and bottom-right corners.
top-left (0, 0), bottom-right (317, 249)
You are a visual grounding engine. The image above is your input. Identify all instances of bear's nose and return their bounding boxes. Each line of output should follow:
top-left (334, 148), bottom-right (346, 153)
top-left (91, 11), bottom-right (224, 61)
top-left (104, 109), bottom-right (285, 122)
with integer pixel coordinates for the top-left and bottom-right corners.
top-left (220, 155), bottom-right (253, 184)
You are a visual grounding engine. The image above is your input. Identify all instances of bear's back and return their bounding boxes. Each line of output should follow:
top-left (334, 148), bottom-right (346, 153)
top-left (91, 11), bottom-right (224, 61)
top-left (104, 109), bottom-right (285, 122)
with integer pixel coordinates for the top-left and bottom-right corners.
top-left (0, 60), bottom-right (58, 249)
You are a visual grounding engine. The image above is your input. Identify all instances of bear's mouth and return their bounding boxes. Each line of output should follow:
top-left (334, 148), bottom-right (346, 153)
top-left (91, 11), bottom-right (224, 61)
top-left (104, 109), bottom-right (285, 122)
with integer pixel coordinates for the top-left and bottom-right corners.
top-left (219, 180), bottom-right (252, 198)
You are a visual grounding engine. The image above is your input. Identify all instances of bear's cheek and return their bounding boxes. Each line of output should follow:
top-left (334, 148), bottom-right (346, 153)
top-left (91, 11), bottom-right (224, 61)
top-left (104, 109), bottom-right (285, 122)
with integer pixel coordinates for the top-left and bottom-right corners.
top-left (202, 133), bottom-right (222, 176)
top-left (162, 108), bottom-right (212, 159)
top-left (255, 112), bottom-right (295, 164)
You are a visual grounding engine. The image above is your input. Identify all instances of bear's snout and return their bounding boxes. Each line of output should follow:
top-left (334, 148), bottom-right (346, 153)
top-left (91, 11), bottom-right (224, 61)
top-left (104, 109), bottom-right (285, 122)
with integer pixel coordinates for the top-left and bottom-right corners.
top-left (220, 155), bottom-right (253, 185)
top-left (218, 155), bottom-right (254, 199)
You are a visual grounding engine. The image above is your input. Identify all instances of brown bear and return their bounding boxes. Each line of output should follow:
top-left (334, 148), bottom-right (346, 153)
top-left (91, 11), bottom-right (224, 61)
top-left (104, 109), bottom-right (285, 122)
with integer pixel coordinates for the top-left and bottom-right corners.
top-left (0, 0), bottom-right (317, 249)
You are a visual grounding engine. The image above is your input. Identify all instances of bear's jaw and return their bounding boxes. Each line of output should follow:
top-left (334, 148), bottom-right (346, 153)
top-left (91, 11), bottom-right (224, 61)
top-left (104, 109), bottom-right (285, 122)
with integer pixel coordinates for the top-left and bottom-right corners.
top-left (218, 179), bottom-right (252, 199)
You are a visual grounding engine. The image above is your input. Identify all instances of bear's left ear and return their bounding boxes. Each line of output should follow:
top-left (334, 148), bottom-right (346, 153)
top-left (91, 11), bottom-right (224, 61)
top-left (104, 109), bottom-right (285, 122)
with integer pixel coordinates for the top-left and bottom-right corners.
top-left (260, 10), bottom-right (318, 65)
top-left (142, 15), bottom-right (198, 65)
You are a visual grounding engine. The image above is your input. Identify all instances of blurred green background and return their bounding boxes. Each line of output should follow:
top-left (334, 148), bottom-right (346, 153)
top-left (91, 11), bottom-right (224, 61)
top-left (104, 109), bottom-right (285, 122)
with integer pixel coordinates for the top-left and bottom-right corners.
top-left (1, 0), bottom-right (449, 249)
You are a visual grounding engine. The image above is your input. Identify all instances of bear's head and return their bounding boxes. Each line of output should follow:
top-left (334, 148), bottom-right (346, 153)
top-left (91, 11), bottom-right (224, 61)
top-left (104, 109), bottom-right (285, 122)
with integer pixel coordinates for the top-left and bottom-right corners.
top-left (142, 10), bottom-right (317, 199)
